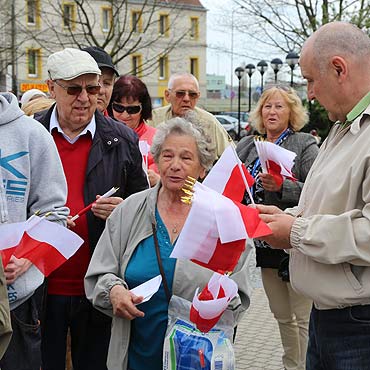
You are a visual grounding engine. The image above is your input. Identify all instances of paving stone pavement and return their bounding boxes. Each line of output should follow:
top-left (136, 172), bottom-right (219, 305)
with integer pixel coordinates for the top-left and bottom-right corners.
top-left (234, 248), bottom-right (284, 370)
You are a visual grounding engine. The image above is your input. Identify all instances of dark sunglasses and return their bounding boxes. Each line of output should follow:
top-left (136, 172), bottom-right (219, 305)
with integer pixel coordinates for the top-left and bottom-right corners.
top-left (170, 90), bottom-right (199, 99)
top-left (54, 80), bottom-right (101, 96)
top-left (112, 102), bottom-right (142, 114)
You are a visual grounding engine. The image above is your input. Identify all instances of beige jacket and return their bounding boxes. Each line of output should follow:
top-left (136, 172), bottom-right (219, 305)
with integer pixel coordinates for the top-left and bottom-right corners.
top-left (287, 104), bottom-right (370, 309)
top-left (148, 105), bottom-right (231, 158)
top-left (85, 183), bottom-right (252, 370)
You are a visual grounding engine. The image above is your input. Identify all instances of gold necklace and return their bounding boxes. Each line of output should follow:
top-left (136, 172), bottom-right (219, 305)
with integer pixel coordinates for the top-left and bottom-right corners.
top-left (171, 223), bottom-right (179, 234)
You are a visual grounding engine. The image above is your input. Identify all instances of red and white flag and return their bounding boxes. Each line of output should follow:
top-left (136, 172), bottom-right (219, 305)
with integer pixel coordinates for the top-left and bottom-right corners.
top-left (190, 272), bottom-right (238, 332)
top-left (170, 182), bottom-right (271, 273)
top-left (254, 140), bottom-right (297, 187)
top-left (203, 145), bottom-right (254, 202)
top-left (0, 216), bottom-right (83, 276)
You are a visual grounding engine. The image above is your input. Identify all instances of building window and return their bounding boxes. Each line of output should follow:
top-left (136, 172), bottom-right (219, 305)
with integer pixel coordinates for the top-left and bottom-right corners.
top-left (190, 58), bottom-right (199, 79)
top-left (158, 56), bottom-right (168, 80)
top-left (102, 7), bottom-right (112, 32)
top-left (131, 55), bottom-right (142, 76)
top-left (27, 0), bottom-right (40, 27)
top-left (131, 11), bottom-right (142, 33)
top-left (190, 17), bottom-right (199, 40)
top-left (27, 49), bottom-right (40, 77)
top-left (159, 14), bottom-right (169, 37)
top-left (63, 3), bottom-right (76, 29)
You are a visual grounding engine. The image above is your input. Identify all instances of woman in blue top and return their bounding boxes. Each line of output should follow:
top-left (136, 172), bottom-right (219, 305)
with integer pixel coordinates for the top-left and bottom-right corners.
top-left (85, 116), bottom-right (252, 370)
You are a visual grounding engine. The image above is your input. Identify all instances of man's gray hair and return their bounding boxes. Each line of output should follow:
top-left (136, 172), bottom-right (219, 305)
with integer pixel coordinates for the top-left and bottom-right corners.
top-left (151, 114), bottom-right (216, 170)
top-left (167, 73), bottom-right (199, 90)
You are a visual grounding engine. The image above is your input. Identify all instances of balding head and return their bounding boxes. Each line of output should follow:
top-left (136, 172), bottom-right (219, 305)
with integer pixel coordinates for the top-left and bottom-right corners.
top-left (300, 22), bottom-right (370, 122)
top-left (302, 22), bottom-right (370, 75)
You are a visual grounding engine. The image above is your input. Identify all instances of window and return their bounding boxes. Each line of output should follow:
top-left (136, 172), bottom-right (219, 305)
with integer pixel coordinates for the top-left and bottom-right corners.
top-left (27, 49), bottom-right (40, 77)
top-left (27, 0), bottom-right (40, 27)
top-left (102, 7), bottom-right (112, 32)
top-left (63, 3), bottom-right (76, 29)
top-left (131, 55), bottom-right (142, 76)
top-left (190, 58), bottom-right (199, 79)
top-left (158, 56), bottom-right (168, 80)
top-left (131, 11), bottom-right (142, 33)
top-left (159, 14), bottom-right (169, 37)
top-left (190, 17), bottom-right (199, 40)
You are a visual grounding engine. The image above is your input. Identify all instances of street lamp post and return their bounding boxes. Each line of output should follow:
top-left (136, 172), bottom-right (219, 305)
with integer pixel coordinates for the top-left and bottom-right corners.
top-left (245, 63), bottom-right (255, 112)
top-left (257, 60), bottom-right (268, 93)
top-left (286, 51), bottom-right (299, 87)
top-left (270, 58), bottom-right (283, 84)
top-left (234, 66), bottom-right (245, 141)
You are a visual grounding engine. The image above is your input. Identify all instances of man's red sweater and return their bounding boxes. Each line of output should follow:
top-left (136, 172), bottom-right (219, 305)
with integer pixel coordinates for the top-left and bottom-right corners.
top-left (48, 132), bottom-right (92, 296)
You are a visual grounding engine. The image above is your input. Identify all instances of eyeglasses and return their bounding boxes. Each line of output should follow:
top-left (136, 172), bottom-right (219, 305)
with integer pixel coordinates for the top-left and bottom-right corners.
top-left (112, 102), bottom-right (142, 115)
top-left (169, 90), bottom-right (199, 99)
top-left (54, 80), bottom-right (101, 96)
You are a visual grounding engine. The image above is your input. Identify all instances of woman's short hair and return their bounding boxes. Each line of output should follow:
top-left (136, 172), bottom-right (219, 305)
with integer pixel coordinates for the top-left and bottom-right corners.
top-left (108, 75), bottom-right (152, 120)
top-left (250, 86), bottom-right (309, 134)
top-left (151, 114), bottom-right (216, 170)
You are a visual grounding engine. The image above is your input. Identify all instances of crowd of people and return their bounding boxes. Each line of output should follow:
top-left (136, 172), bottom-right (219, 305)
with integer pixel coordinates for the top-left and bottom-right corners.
top-left (0, 20), bottom-right (369, 370)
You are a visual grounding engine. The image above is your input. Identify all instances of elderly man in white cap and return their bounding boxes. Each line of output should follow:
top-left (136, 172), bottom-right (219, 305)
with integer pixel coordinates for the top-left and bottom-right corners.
top-left (33, 48), bottom-right (148, 370)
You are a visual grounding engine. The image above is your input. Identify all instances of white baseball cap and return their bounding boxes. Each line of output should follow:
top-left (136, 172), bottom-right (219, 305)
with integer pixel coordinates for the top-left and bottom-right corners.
top-left (47, 48), bottom-right (101, 81)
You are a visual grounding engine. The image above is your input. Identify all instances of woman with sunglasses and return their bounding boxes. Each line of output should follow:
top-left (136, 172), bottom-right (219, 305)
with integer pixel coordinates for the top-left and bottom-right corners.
top-left (108, 75), bottom-right (160, 186)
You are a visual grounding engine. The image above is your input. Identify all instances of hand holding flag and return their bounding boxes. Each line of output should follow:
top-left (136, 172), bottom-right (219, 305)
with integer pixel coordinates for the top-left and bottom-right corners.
top-left (0, 215), bottom-right (83, 276)
top-left (70, 186), bottom-right (119, 221)
top-left (254, 139), bottom-right (297, 186)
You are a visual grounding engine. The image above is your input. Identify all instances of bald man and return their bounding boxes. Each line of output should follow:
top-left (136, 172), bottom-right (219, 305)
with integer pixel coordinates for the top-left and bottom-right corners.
top-left (256, 22), bottom-right (370, 369)
top-left (149, 73), bottom-right (230, 159)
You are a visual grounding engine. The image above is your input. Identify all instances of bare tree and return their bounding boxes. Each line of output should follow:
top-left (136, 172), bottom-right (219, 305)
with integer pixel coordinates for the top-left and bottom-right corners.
top-left (22, 0), bottom-right (194, 76)
top-left (232, 0), bottom-right (370, 54)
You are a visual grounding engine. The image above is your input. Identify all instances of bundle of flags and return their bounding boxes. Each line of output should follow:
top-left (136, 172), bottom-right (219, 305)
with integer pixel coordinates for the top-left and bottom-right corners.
top-left (254, 139), bottom-right (297, 187)
top-left (190, 272), bottom-right (238, 333)
top-left (169, 144), bottom-right (273, 332)
top-left (171, 146), bottom-right (271, 274)
top-left (0, 214), bottom-right (83, 276)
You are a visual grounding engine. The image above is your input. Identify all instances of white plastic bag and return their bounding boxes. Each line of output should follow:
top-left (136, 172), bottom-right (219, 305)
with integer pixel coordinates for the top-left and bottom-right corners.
top-left (163, 295), bottom-right (235, 370)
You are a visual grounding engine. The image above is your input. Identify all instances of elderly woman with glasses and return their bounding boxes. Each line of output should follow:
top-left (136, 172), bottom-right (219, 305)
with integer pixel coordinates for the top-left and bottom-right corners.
top-left (108, 75), bottom-right (159, 186)
top-left (85, 117), bottom-right (251, 370)
top-left (236, 86), bottom-right (319, 370)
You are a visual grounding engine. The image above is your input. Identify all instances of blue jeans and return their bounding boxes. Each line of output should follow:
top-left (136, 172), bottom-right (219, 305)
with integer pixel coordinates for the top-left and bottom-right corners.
top-left (41, 295), bottom-right (111, 370)
top-left (0, 294), bottom-right (41, 370)
top-left (307, 305), bottom-right (370, 370)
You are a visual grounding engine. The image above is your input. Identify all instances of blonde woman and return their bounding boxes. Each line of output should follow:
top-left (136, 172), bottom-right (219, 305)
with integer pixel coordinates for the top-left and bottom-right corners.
top-left (237, 86), bottom-right (319, 370)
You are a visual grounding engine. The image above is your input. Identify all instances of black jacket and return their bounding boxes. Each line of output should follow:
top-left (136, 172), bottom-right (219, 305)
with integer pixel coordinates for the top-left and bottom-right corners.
top-left (35, 106), bottom-right (149, 252)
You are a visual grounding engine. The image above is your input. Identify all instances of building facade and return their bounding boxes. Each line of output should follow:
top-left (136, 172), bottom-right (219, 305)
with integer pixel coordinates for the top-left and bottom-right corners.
top-left (0, 0), bottom-right (207, 106)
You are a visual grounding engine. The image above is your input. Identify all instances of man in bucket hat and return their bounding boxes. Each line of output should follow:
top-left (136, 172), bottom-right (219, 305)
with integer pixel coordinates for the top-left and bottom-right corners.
top-left (34, 48), bottom-right (148, 370)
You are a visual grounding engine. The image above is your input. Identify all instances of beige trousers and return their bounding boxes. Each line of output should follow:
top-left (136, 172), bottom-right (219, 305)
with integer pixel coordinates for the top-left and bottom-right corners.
top-left (261, 268), bottom-right (312, 370)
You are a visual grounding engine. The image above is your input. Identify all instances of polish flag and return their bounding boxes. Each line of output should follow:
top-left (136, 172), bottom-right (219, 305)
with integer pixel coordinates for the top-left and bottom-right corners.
top-left (170, 182), bottom-right (271, 273)
top-left (0, 216), bottom-right (83, 276)
top-left (190, 273), bottom-right (238, 332)
top-left (203, 145), bottom-right (254, 202)
top-left (254, 140), bottom-right (297, 186)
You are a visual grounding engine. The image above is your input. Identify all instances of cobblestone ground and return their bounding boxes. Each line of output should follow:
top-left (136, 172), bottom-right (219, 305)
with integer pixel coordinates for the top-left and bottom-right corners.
top-left (234, 246), bottom-right (284, 370)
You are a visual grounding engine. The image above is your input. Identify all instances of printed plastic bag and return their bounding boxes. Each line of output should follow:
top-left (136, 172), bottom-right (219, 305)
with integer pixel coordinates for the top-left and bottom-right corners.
top-left (163, 295), bottom-right (235, 370)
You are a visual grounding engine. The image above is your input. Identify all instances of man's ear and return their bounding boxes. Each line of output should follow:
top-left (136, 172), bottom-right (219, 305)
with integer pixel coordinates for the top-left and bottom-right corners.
top-left (331, 56), bottom-right (347, 80)
top-left (46, 80), bottom-right (56, 99)
top-left (164, 89), bottom-right (171, 103)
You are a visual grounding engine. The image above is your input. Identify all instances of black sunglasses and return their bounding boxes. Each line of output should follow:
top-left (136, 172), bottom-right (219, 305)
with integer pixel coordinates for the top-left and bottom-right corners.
top-left (170, 90), bottom-right (199, 99)
top-left (112, 102), bottom-right (142, 114)
top-left (54, 80), bottom-right (101, 96)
